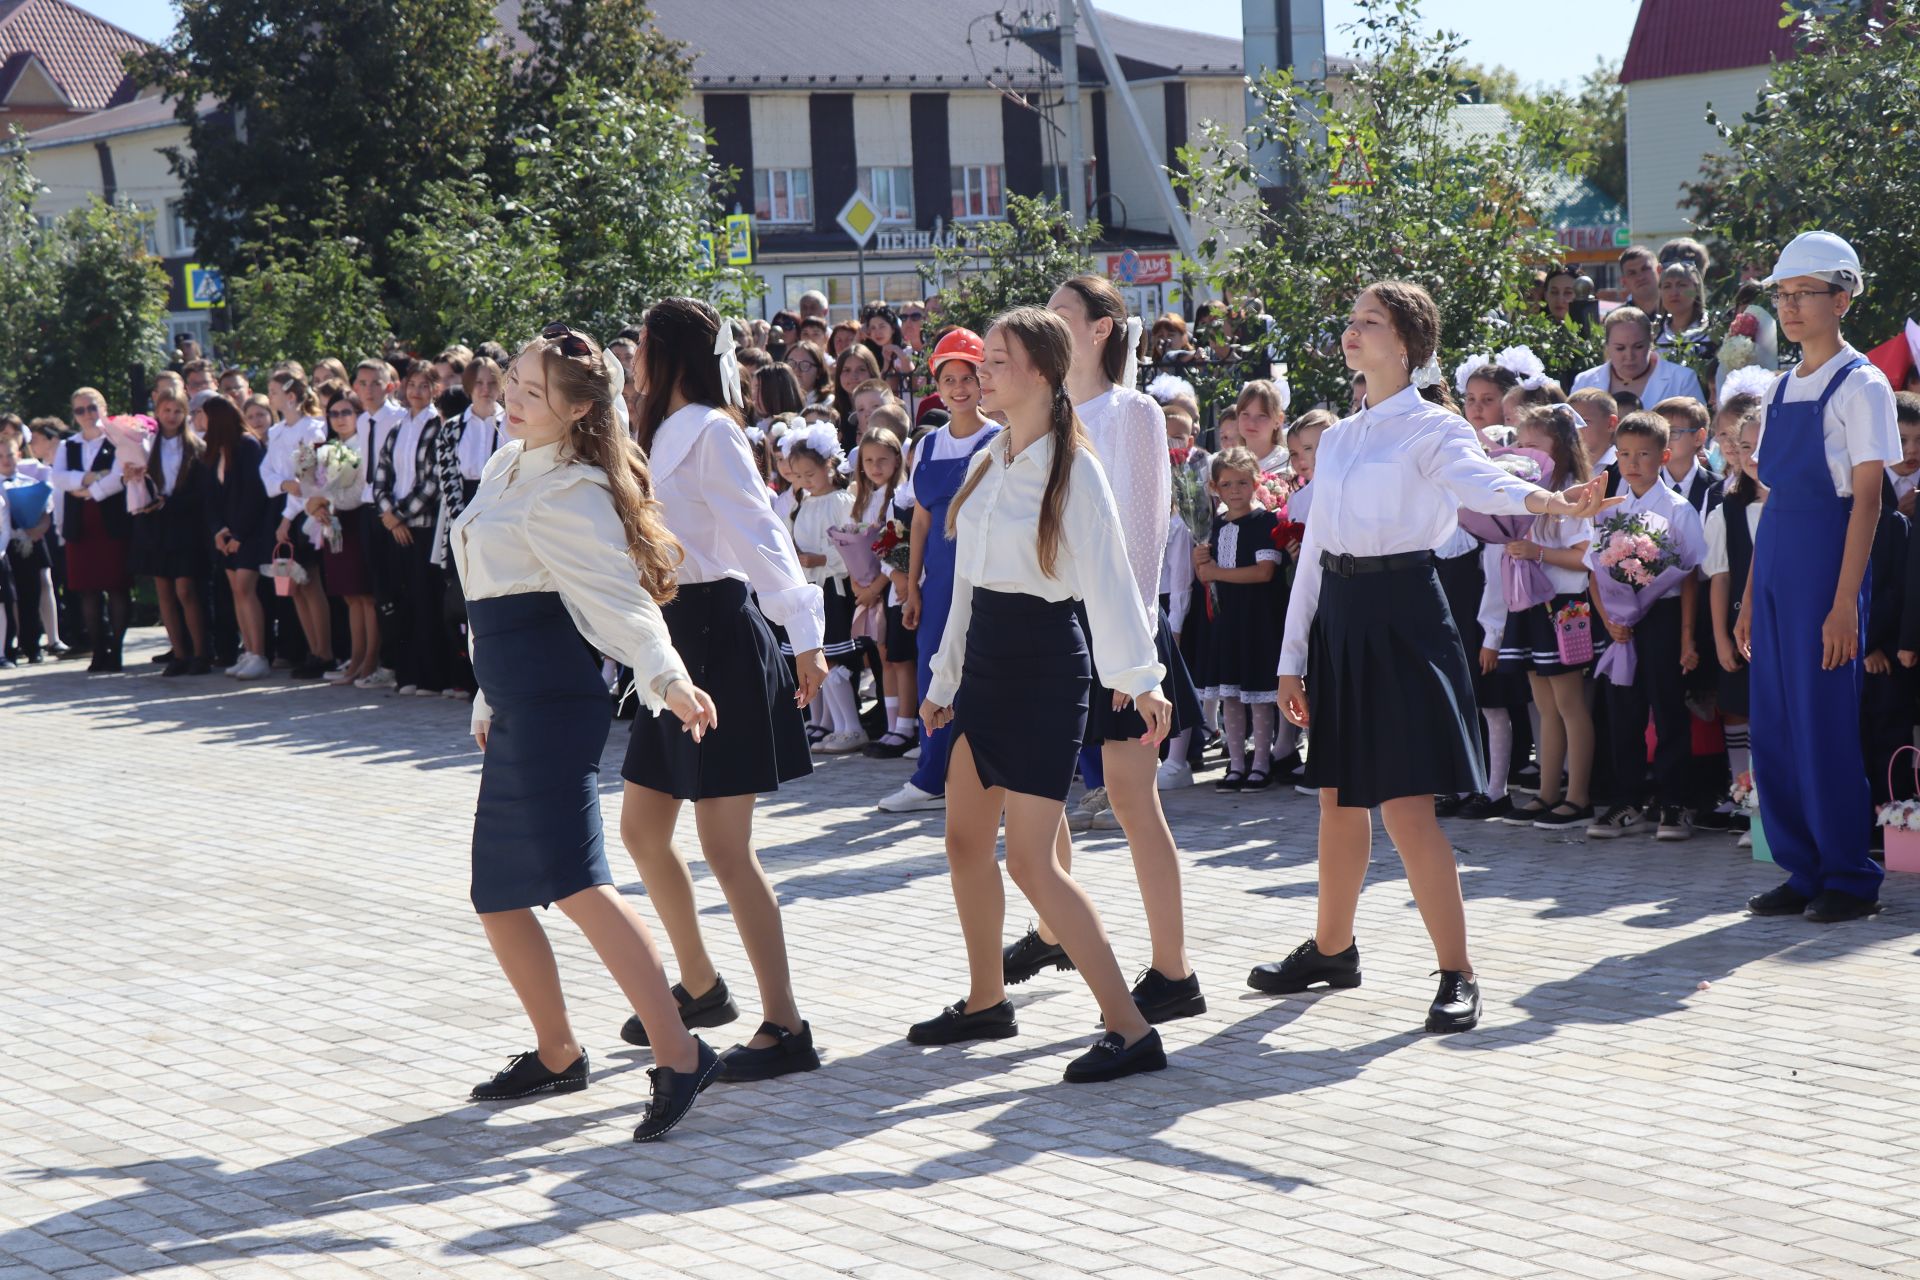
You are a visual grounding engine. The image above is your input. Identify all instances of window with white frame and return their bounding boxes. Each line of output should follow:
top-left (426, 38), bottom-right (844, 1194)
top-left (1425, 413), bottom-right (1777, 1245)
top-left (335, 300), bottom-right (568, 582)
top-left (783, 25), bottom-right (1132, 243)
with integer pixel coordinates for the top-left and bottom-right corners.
top-left (860, 166), bottom-right (914, 224)
top-left (951, 165), bottom-right (1003, 220)
top-left (753, 168), bottom-right (813, 225)
top-left (166, 200), bottom-right (196, 254)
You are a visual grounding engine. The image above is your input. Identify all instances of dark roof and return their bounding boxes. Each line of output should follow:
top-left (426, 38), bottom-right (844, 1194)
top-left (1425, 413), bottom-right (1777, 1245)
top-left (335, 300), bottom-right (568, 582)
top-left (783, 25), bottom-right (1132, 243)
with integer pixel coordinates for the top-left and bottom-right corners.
top-left (23, 90), bottom-right (212, 146)
top-left (500, 0), bottom-right (1246, 90)
top-left (0, 0), bottom-right (149, 111)
top-left (1620, 0), bottom-right (1801, 84)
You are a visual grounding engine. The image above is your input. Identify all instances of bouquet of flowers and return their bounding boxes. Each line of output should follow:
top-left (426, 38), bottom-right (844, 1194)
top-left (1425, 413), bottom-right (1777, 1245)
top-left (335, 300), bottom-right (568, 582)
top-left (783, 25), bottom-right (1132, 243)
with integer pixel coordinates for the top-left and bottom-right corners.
top-left (830, 521), bottom-right (886, 645)
top-left (1878, 797), bottom-right (1920, 832)
top-left (102, 414), bottom-right (158, 511)
top-left (1170, 448), bottom-right (1213, 547)
top-left (1728, 771), bottom-right (1756, 813)
top-left (296, 438), bottom-right (363, 552)
top-left (1457, 447), bottom-right (1557, 612)
top-left (871, 516), bottom-right (911, 576)
top-left (1252, 469), bottom-right (1291, 514)
top-left (1590, 510), bottom-right (1695, 684)
top-left (1270, 513), bottom-right (1305, 557)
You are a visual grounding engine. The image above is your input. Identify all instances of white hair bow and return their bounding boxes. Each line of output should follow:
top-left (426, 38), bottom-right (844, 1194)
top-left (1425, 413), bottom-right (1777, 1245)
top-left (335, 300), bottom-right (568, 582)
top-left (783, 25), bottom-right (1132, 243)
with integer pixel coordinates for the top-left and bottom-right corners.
top-left (604, 350), bottom-right (630, 435)
top-left (1410, 354), bottom-right (1445, 391)
top-left (1120, 315), bottom-right (1143, 389)
top-left (1495, 345), bottom-right (1548, 390)
top-left (714, 319), bottom-right (745, 409)
top-left (1454, 352), bottom-right (1493, 396)
top-left (1271, 365), bottom-right (1293, 413)
top-left (1146, 372), bottom-right (1195, 405)
top-left (1720, 365), bottom-right (1776, 403)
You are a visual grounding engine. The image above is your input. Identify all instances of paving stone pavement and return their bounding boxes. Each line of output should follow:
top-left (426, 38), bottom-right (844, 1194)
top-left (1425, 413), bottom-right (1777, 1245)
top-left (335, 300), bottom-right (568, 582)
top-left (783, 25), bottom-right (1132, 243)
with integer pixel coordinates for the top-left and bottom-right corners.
top-left (5, 629), bottom-right (1920, 1280)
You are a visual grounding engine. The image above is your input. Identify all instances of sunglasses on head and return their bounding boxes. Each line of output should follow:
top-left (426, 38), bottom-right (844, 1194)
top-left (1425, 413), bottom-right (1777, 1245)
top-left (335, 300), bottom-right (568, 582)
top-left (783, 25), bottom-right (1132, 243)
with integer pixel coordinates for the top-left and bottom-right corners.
top-left (900, 310), bottom-right (925, 321)
top-left (542, 322), bottom-right (593, 358)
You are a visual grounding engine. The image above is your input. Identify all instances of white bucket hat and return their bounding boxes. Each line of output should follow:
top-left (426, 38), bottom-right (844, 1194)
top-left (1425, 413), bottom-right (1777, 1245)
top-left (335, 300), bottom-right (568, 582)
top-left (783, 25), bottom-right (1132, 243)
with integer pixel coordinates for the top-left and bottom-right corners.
top-left (1761, 230), bottom-right (1865, 296)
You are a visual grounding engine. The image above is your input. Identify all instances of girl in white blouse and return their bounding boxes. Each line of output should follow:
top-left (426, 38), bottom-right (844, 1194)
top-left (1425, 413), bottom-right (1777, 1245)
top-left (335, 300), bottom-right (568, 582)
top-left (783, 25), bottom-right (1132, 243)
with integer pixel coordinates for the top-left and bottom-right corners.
top-left (915, 306), bottom-right (1174, 1084)
top-left (1000, 275), bottom-right (1203, 1026)
top-left (784, 424), bottom-right (867, 752)
top-left (262, 372), bottom-right (334, 679)
top-left (1249, 281), bottom-right (1615, 1035)
top-left (620, 297), bottom-right (830, 1085)
top-left (453, 324), bottom-right (722, 1142)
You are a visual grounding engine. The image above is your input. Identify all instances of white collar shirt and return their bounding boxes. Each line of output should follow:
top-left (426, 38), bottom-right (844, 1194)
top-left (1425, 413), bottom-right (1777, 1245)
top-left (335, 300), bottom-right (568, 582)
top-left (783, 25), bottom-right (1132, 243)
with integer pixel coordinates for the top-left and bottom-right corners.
top-left (1752, 345), bottom-right (1901, 498)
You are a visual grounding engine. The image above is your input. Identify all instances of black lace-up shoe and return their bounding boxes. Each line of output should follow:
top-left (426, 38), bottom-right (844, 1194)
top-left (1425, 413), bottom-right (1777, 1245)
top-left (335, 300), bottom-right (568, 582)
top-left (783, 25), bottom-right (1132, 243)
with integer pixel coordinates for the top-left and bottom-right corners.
top-left (620, 976), bottom-right (740, 1047)
top-left (1063, 1029), bottom-right (1166, 1083)
top-left (1002, 926), bottom-right (1074, 985)
top-left (907, 998), bottom-right (1017, 1045)
top-left (1746, 882), bottom-right (1811, 916)
top-left (1247, 937), bottom-right (1362, 994)
top-left (1803, 889), bottom-right (1880, 924)
top-left (1130, 968), bottom-right (1206, 1023)
top-left (632, 1038), bottom-right (719, 1142)
top-left (470, 1050), bottom-right (588, 1101)
top-left (715, 1020), bottom-right (821, 1082)
top-left (1425, 970), bottom-right (1481, 1033)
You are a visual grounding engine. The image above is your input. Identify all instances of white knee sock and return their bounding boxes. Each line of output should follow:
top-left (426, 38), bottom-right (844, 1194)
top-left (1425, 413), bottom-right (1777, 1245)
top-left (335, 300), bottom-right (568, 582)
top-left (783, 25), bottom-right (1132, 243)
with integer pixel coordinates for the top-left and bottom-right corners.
top-left (1482, 707), bottom-right (1512, 800)
top-left (1724, 722), bottom-right (1750, 780)
top-left (1223, 699), bottom-right (1249, 773)
top-left (824, 667), bottom-right (860, 735)
top-left (38, 568), bottom-right (59, 645)
top-left (1167, 728), bottom-right (1192, 765)
top-left (883, 695), bottom-right (899, 732)
top-left (1251, 703), bottom-right (1277, 773)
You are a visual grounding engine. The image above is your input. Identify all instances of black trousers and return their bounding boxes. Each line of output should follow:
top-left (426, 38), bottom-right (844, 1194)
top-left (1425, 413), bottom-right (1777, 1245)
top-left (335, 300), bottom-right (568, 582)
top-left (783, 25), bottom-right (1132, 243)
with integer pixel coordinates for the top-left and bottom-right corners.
top-left (1864, 666), bottom-right (1917, 806)
top-left (386, 526), bottom-right (447, 691)
top-left (7, 541), bottom-right (45, 658)
top-left (365, 506), bottom-right (401, 673)
top-left (441, 563), bottom-right (475, 693)
top-left (1604, 595), bottom-right (1691, 808)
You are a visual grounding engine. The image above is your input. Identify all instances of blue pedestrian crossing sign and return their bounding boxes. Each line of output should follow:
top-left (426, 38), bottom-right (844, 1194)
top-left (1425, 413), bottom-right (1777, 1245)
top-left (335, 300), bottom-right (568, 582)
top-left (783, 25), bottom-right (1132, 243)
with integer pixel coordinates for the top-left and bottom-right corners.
top-left (185, 263), bottom-right (225, 309)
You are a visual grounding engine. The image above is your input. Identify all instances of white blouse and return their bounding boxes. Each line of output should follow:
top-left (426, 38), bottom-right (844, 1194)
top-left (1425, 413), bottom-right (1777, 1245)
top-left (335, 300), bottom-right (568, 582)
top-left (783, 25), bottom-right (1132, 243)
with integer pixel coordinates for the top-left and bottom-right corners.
top-left (927, 432), bottom-right (1164, 708)
top-left (454, 407), bottom-right (506, 481)
top-left (1279, 384), bottom-right (1547, 677)
top-left (1078, 386), bottom-right (1171, 621)
top-left (1702, 496), bottom-right (1765, 579)
top-left (791, 487), bottom-right (855, 585)
top-left (452, 439), bottom-right (690, 734)
top-left (50, 432), bottom-right (123, 503)
top-left (1570, 353), bottom-right (1706, 407)
top-left (261, 416), bottom-right (326, 521)
top-left (1752, 346), bottom-right (1901, 497)
top-left (647, 403), bottom-right (825, 654)
top-left (357, 401), bottom-right (408, 504)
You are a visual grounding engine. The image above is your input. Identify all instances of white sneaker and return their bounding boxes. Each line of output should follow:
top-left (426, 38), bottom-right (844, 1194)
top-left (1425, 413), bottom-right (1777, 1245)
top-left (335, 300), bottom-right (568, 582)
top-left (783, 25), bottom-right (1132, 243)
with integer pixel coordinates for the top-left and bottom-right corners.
top-left (411, 686), bottom-right (441, 698)
top-left (323, 666), bottom-right (355, 684)
top-left (442, 687), bottom-right (472, 700)
top-left (1067, 786), bottom-right (1110, 833)
top-left (355, 668), bottom-right (397, 690)
top-left (233, 653), bottom-right (271, 680)
top-left (397, 684), bottom-right (419, 696)
top-left (1737, 831), bottom-right (1753, 849)
top-left (903, 745), bottom-right (921, 760)
top-left (1090, 806), bottom-right (1126, 831)
top-left (1294, 784), bottom-right (1319, 797)
top-left (877, 781), bottom-right (946, 813)
top-left (1156, 758), bottom-right (1194, 791)
top-left (816, 730), bottom-right (868, 755)
top-left (225, 655), bottom-right (250, 677)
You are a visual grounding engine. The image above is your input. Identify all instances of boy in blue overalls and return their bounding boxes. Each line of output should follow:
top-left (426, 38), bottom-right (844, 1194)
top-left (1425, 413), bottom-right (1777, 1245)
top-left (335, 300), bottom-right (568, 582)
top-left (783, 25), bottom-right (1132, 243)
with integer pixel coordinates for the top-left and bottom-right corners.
top-left (1739, 231), bottom-right (1903, 923)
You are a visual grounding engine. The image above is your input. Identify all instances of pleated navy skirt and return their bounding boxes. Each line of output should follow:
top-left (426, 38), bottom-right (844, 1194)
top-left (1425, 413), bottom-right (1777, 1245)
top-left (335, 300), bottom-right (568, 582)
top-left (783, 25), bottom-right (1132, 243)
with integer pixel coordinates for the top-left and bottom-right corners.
top-left (468, 592), bottom-right (614, 913)
top-left (952, 589), bottom-right (1089, 801)
top-left (1303, 558), bottom-right (1485, 808)
top-left (1082, 603), bottom-right (1201, 745)
top-left (622, 578), bottom-right (812, 800)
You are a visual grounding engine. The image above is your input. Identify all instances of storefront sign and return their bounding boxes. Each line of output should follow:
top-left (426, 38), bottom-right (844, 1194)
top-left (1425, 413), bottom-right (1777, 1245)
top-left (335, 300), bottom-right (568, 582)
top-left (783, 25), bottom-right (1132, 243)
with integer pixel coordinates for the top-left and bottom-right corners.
top-left (1107, 250), bottom-right (1173, 286)
top-left (1557, 225), bottom-right (1628, 254)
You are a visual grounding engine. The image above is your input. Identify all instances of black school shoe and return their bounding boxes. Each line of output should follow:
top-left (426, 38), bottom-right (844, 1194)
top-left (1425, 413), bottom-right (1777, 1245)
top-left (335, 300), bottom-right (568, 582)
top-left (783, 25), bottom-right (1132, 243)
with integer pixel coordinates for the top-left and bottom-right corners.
top-left (1433, 793), bottom-right (1467, 818)
top-left (1457, 793), bottom-right (1512, 821)
top-left (908, 998), bottom-right (1017, 1045)
top-left (1003, 926), bottom-right (1075, 985)
top-left (1063, 1028), bottom-right (1166, 1083)
top-left (1426, 970), bottom-right (1481, 1033)
top-left (1746, 882), bottom-right (1811, 917)
top-left (1804, 889), bottom-right (1881, 924)
top-left (1130, 968), bottom-right (1206, 1023)
top-left (1247, 937), bottom-right (1362, 994)
top-left (471, 1049), bottom-right (589, 1101)
top-left (620, 976), bottom-right (740, 1047)
top-left (715, 1020), bottom-right (820, 1082)
top-left (632, 1038), bottom-right (720, 1142)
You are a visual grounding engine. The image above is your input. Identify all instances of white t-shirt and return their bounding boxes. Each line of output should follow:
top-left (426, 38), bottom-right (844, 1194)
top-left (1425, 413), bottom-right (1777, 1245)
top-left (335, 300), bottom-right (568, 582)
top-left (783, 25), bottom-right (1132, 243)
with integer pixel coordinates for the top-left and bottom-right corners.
top-left (1752, 345), bottom-right (1901, 497)
top-left (1702, 498), bottom-right (1765, 579)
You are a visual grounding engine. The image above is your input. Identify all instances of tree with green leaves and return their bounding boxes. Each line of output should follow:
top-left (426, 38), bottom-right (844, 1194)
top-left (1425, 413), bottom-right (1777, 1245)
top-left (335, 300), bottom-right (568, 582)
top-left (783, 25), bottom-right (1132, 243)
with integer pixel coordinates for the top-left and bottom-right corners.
top-left (1180, 0), bottom-right (1567, 409)
top-left (0, 142), bottom-right (53, 412)
top-left (224, 183), bottom-right (391, 370)
top-left (1455, 59), bottom-right (1626, 209)
top-left (506, 0), bottom-right (690, 135)
top-left (23, 199), bottom-right (171, 416)
top-left (1686, 1), bottom-right (1920, 346)
top-left (920, 196), bottom-right (1100, 338)
top-left (388, 176), bottom-right (565, 355)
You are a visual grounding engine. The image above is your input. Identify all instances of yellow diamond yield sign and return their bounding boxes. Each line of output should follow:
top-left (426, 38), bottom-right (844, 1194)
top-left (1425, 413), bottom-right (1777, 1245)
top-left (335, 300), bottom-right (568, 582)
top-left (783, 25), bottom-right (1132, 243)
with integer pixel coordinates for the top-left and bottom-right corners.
top-left (837, 191), bottom-right (881, 249)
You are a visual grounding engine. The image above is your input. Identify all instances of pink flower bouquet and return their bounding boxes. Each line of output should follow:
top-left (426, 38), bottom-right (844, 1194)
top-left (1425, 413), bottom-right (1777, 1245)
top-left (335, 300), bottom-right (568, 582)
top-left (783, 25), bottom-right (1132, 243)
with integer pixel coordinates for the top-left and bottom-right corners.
top-left (829, 522), bottom-right (886, 646)
top-left (1457, 447), bottom-right (1557, 612)
top-left (1589, 511), bottom-right (1690, 684)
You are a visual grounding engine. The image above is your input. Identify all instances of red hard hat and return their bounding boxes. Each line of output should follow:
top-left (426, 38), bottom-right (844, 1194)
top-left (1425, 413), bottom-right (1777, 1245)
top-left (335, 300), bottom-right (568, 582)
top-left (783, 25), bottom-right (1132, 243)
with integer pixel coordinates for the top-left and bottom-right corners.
top-left (929, 327), bottom-right (985, 374)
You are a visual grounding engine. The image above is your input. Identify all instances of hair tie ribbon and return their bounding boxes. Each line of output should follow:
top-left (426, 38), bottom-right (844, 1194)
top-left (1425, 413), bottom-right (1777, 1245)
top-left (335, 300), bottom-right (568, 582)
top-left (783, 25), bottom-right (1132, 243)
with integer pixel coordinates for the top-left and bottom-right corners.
top-left (714, 320), bottom-right (745, 410)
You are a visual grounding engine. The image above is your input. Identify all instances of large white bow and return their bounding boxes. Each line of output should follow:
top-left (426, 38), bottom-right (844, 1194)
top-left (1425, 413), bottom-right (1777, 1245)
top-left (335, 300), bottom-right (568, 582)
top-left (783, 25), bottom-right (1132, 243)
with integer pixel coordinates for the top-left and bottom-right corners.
top-left (1120, 315), bottom-right (1143, 389)
top-left (604, 350), bottom-right (630, 435)
top-left (714, 320), bottom-right (745, 409)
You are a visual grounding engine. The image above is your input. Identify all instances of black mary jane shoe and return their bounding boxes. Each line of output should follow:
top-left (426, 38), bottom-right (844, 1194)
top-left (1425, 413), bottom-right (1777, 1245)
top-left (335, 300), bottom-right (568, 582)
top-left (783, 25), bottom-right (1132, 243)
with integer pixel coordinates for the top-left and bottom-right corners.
top-left (1130, 968), bottom-right (1206, 1024)
top-left (1433, 793), bottom-right (1467, 818)
top-left (908, 997), bottom-right (1018, 1045)
top-left (1242, 769), bottom-right (1273, 793)
top-left (620, 976), bottom-right (740, 1047)
top-left (1247, 937), bottom-right (1362, 995)
top-left (862, 732), bottom-right (918, 760)
top-left (1425, 970), bottom-right (1481, 1033)
top-left (1215, 770), bottom-right (1247, 793)
top-left (1003, 926), bottom-right (1075, 985)
top-left (715, 1020), bottom-right (821, 1083)
top-left (1063, 1028), bottom-right (1167, 1083)
top-left (471, 1049), bottom-right (589, 1101)
top-left (632, 1038), bottom-right (720, 1142)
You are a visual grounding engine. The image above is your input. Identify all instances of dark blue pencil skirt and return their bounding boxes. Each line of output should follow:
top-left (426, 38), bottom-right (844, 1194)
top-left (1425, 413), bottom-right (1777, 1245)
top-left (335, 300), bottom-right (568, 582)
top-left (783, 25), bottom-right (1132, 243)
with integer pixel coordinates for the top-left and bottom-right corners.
top-left (468, 592), bottom-right (614, 913)
top-left (951, 589), bottom-right (1090, 802)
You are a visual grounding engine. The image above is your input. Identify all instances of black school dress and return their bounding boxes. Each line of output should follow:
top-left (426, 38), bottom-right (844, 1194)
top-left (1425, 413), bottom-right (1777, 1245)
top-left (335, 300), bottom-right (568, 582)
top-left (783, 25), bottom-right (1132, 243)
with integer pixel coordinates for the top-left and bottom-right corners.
top-left (1198, 509), bottom-right (1283, 704)
top-left (129, 436), bottom-right (210, 580)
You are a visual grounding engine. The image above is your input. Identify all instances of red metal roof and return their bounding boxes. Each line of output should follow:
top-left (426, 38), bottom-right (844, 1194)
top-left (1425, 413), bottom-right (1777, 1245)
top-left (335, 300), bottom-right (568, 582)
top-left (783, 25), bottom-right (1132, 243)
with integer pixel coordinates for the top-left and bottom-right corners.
top-left (1619, 0), bottom-right (1802, 84)
top-left (0, 0), bottom-right (149, 112)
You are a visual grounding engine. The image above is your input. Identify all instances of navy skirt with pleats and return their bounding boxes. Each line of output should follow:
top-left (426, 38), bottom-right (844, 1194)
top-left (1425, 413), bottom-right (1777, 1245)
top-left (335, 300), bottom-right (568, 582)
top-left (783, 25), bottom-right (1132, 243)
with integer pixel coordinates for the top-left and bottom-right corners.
top-left (622, 578), bottom-right (812, 800)
top-left (468, 591), bottom-right (614, 913)
top-left (951, 589), bottom-right (1090, 802)
top-left (1303, 560), bottom-right (1485, 808)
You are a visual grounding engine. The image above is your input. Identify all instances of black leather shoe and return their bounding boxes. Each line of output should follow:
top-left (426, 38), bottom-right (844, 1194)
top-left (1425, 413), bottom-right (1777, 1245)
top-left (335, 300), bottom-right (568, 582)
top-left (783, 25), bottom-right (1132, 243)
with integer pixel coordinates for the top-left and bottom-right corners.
top-left (161, 659), bottom-right (192, 677)
top-left (1130, 968), bottom-right (1206, 1023)
top-left (471, 1049), bottom-right (588, 1100)
top-left (1804, 889), bottom-right (1880, 923)
top-left (620, 976), bottom-right (740, 1047)
top-left (908, 998), bottom-right (1017, 1045)
top-left (149, 650), bottom-right (175, 664)
top-left (1425, 970), bottom-right (1480, 1033)
top-left (187, 656), bottom-right (214, 675)
top-left (1003, 926), bottom-right (1074, 985)
top-left (1747, 882), bottom-right (1811, 916)
top-left (715, 1020), bottom-right (821, 1082)
top-left (1433, 793), bottom-right (1466, 818)
top-left (862, 733), bottom-right (918, 759)
top-left (632, 1038), bottom-right (719, 1142)
top-left (1063, 1029), bottom-right (1166, 1083)
top-left (1247, 937), bottom-right (1362, 994)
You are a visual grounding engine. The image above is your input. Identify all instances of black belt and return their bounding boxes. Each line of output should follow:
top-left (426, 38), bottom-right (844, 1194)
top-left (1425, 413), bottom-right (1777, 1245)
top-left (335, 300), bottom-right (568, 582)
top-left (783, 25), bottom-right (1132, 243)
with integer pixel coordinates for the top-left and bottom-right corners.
top-left (1319, 549), bottom-right (1433, 577)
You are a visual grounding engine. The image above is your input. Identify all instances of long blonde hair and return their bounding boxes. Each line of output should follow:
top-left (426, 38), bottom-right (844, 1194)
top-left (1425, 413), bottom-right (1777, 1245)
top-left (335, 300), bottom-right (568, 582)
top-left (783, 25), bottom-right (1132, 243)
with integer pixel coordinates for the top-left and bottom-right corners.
top-left (947, 306), bottom-right (1088, 578)
top-left (851, 425), bottom-right (904, 518)
top-left (515, 329), bottom-right (683, 604)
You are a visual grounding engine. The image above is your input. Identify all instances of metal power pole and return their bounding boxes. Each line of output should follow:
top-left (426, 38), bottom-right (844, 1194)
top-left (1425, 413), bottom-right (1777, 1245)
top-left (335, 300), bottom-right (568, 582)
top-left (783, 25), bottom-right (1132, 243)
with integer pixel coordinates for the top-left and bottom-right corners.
top-left (1060, 0), bottom-right (1088, 226)
top-left (1075, 0), bottom-right (1201, 268)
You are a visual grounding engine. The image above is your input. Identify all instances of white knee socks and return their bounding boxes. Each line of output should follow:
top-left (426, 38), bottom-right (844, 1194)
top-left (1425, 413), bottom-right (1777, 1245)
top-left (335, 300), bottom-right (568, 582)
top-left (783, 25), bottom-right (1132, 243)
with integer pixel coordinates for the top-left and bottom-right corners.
top-left (823, 667), bottom-right (861, 735)
top-left (1482, 707), bottom-right (1512, 801)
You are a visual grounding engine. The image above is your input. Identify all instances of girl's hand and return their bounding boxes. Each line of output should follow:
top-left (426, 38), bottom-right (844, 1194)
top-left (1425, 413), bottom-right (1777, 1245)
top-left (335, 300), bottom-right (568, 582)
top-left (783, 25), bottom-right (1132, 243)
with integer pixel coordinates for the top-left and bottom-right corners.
top-left (1900, 650), bottom-right (1917, 669)
top-left (391, 523), bottom-right (413, 547)
top-left (797, 552), bottom-right (827, 569)
top-left (1606, 620), bottom-right (1633, 646)
top-left (1505, 540), bottom-right (1539, 562)
top-left (277, 518), bottom-right (293, 544)
top-left (793, 648), bottom-right (828, 708)
top-left (1478, 647), bottom-right (1498, 675)
top-left (474, 722), bottom-right (489, 752)
top-left (1191, 544), bottom-right (1214, 569)
top-left (1821, 602), bottom-right (1858, 670)
top-left (1679, 640), bottom-right (1699, 673)
top-left (1865, 650), bottom-right (1891, 676)
top-left (281, 480), bottom-right (302, 497)
top-left (305, 497), bottom-right (330, 519)
top-left (1550, 478), bottom-right (1623, 520)
top-left (902, 588), bottom-right (921, 630)
top-left (920, 698), bottom-right (953, 732)
top-left (663, 678), bottom-right (719, 742)
top-left (1279, 675), bottom-right (1310, 728)
top-left (1195, 562), bottom-right (1216, 584)
top-left (1132, 688), bottom-right (1173, 746)
top-left (1716, 636), bottom-right (1741, 674)
top-left (1734, 611), bottom-right (1753, 661)
top-left (123, 464), bottom-right (146, 486)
